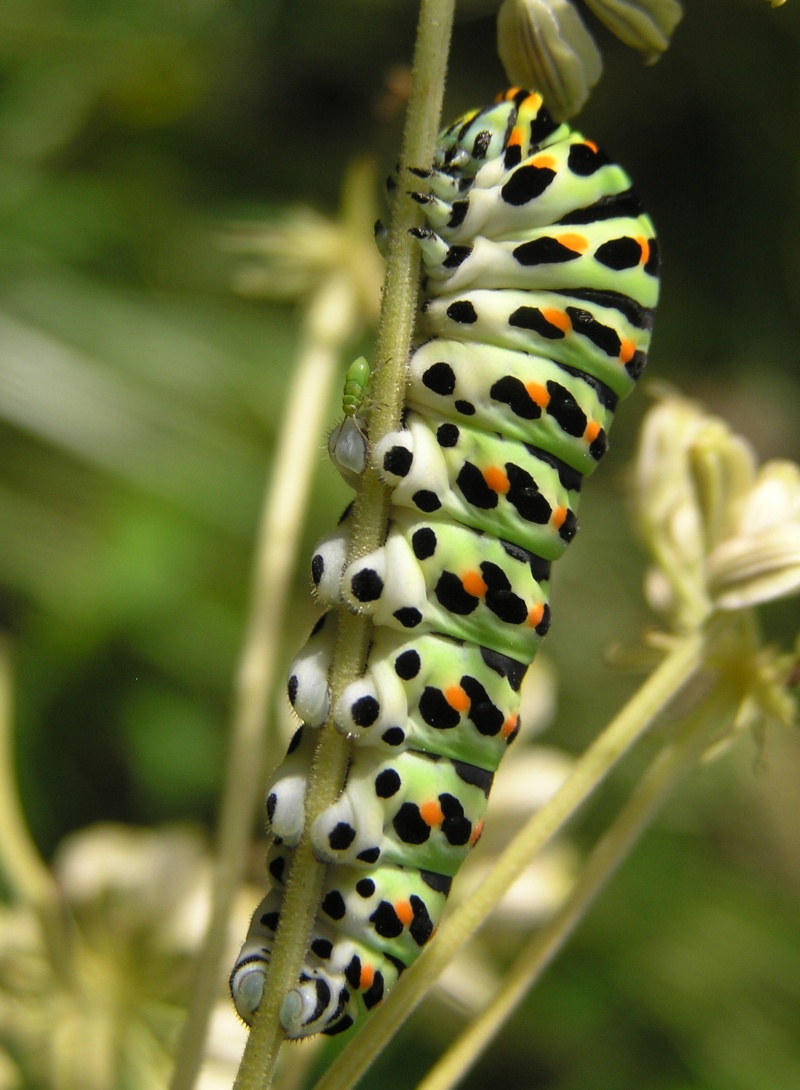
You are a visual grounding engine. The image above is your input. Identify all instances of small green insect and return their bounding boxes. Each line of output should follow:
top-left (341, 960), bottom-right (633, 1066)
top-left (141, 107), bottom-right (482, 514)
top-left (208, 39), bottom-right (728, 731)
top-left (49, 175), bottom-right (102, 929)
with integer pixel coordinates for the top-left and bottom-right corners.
top-left (328, 356), bottom-right (373, 484)
top-left (342, 355), bottom-right (372, 419)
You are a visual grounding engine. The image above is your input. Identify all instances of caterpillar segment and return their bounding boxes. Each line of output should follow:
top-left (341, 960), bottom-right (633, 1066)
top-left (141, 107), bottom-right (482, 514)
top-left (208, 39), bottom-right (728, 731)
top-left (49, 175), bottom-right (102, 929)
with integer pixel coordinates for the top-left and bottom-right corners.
top-left (232, 86), bottom-right (659, 1038)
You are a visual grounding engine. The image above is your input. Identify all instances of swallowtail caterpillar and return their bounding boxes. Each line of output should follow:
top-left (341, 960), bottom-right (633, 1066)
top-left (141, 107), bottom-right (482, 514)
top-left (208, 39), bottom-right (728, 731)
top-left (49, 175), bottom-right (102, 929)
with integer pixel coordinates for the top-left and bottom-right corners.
top-left (232, 87), bottom-right (659, 1039)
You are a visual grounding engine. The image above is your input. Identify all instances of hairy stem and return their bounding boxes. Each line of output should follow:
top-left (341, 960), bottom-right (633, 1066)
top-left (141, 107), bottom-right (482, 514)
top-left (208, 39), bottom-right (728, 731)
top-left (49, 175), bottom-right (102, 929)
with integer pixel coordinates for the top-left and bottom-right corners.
top-left (232, 3), bottom-right (455, 1088)
top-left (311, 617), bottom-right (732, 1090)
top-left (414, 689), bottom-right (739, 1090)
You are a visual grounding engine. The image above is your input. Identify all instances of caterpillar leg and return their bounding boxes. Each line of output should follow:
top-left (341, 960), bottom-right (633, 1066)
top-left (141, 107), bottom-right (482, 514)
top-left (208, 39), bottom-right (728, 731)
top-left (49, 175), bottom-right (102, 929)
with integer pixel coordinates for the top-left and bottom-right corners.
top-left (265, 726), bottom-right (315, 846)
top-left (287, 612), bottom-right (336, 727)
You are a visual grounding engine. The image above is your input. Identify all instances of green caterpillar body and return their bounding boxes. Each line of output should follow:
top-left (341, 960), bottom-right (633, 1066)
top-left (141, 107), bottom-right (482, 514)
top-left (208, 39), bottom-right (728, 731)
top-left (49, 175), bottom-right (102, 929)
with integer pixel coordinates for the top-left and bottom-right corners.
top-left (231, 87), bottom-right (659, 1038)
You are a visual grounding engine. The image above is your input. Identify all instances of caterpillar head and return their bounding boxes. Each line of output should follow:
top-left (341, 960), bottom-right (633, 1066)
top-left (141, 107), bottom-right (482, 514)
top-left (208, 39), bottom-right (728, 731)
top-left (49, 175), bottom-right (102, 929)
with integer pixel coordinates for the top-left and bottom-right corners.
top-left (435, 88), bottom-right (565, 178)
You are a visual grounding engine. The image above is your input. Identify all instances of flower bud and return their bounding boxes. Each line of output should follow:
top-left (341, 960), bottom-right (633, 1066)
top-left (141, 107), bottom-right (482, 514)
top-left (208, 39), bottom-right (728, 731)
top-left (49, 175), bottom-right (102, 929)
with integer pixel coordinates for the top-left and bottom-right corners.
top-left (497, 0), bottom-right (602, 119)
top-left (584, 0), bottom-right (682, 60)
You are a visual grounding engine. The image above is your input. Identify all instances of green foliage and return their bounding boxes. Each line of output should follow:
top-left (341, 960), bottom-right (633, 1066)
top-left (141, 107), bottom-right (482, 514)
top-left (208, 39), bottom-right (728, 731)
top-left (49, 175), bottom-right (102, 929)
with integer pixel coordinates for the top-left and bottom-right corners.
top-left (0, 1), bottom-right (799, 1087)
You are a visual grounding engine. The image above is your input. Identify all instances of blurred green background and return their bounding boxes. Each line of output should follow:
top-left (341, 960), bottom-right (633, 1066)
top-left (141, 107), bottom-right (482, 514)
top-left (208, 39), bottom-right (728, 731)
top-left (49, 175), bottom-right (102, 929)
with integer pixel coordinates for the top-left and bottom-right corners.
top-left (2, 1), bottom-right (800, 1087)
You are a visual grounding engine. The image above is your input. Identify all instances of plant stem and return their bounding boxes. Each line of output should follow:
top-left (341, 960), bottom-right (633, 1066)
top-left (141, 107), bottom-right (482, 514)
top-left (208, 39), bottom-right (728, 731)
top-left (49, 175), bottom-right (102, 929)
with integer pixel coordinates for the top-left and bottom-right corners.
top-left (170, 299), bottom-right (344, 1090)
top-left (0, 638), bottom-right (75, 984)
top-left (231, 3), bottom-right (455, 1088)
top-left (311, 618), bottom-right (729, 1090)
top-left (0, 638), bottom-right (55, 909)
top-left (414, 690), bottom-right (738, 1090)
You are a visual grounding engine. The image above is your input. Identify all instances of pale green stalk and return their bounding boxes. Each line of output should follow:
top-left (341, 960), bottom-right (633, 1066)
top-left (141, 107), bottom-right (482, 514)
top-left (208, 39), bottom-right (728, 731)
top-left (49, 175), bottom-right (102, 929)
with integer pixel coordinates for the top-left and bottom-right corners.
top-left (170, 284), bottom-right (346, 1090)
top-left (0, 637), bottom-right (74, 984)
top-left (231, 3), bottom-right (455, 1088)
top-left (414, 689), bottom-right (739, 1090)
top-left (311, 618), bottom-right (731, 1090)
top-left (0, 637), bottom-right (56, 909)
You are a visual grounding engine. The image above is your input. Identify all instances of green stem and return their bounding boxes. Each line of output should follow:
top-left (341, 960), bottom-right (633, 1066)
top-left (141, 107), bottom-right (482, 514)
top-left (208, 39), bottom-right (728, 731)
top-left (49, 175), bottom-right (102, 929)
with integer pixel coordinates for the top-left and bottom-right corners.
top-left (0, 638), bottom-right (74, 983)
top-left (0, 638), bottom-right (55, 908)
top-left (171, 299), bottom-right (345, 1090)
top-left (414, 689), bottom-right (739, 1090)
top-left (231, 4), bottom-right (455, 1089)
top-left (310, 617), bottom-right (731, 1090)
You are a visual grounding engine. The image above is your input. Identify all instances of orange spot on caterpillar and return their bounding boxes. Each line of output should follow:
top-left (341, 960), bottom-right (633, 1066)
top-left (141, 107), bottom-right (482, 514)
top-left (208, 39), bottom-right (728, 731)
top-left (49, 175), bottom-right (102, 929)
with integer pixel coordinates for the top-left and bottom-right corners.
top-left (527, 603), bottom-right (545, 628)
top-left (445, 685), bottom-right (470, 713)
top-left (552, 506), bottom-right (568, 529)
top-left (557, 233), bottom-right (589, 253)
top-left (483, 466), bottom-right (510, 493)
top-left (584, 140), bottom-right (599, 153)
top-left (501, 714), bottom-right (519, 739)
top-left (636, 236), bottom-right (650, 266)
top-left (462, 570), bottom-right (488, 598)
top-left (359, 964), bottom-right (375, 990)
top-left (394, 900), bottom-right (414, 927)
top-left (469, 820), bottom-right (484, 846)
top-left (525, 381), bottom-right (551, 408)
top-left (532, 154), bottom-right (556, 170)
top-left (619, 339), bottom-right (635, 364)
top-left (526, 382), bottom-right (550, 408)
top-left (584, 421), bottom-right (601, 443)
top-left (541, 308), bottom-right (571, 333)
top-left (508, 126), bottom-right (524, 147)
top-left (420, 800), bottom-right (444, 827)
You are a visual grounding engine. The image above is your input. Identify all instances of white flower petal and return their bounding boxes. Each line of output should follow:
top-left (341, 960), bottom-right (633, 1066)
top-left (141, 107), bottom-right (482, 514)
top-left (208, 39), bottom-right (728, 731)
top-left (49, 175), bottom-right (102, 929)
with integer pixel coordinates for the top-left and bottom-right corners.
top-left (709, 525), bottom-right (800, 608)
top-left (738, 460), bottom-right (800, 535)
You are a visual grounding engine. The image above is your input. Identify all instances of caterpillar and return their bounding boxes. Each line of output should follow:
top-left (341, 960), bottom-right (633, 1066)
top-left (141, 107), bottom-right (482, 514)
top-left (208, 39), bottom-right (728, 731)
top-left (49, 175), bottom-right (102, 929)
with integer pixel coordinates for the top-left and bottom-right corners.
top-left (231, 87), bottom-right (659, 1039)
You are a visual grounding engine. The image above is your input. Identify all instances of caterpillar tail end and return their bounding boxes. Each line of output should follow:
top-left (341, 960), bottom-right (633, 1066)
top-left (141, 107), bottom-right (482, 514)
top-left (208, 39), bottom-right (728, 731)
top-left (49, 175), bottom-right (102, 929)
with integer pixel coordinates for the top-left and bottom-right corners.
top-left (232, 956), bottom-right (350, 1041)
top-left (280, 973), bottom-right (351, 1039)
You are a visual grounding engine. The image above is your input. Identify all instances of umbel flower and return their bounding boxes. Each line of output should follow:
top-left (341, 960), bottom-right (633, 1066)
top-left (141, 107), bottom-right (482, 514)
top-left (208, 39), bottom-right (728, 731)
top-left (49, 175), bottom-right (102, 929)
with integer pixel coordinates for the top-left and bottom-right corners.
top-left (0, 824), bottom-right (248, 1090)
top-left (497, 0), bottom-right (682, 117)
top-left (633, 393), bottom-right (800, 743)
top-left (634, 394), bottom-right (800, 629)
